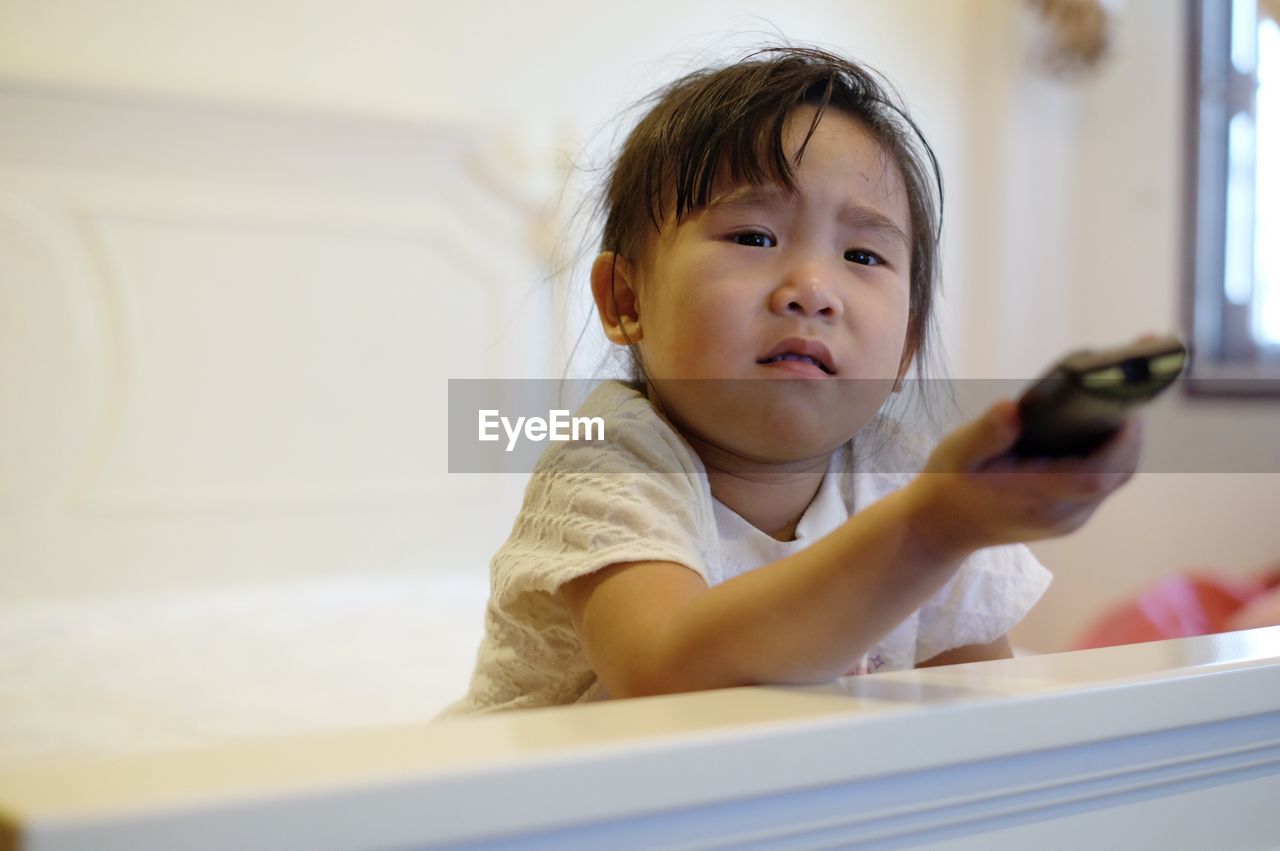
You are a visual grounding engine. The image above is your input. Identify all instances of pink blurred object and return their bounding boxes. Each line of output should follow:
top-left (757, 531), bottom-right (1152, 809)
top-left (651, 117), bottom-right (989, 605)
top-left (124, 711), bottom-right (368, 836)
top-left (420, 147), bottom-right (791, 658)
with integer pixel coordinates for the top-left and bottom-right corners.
top-left (1227, 581), bottom-right (1280, 630)
top-left (1073, 567), bottom-right (1280, 650)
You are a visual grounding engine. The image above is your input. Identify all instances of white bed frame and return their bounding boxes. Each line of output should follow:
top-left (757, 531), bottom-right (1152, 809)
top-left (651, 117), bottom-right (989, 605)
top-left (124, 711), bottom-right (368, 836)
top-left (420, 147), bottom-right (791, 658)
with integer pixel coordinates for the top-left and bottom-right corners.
top-left (0, 80), bottom-right (557, 599)
top-left (2, 628), bottom-right (1278, 850)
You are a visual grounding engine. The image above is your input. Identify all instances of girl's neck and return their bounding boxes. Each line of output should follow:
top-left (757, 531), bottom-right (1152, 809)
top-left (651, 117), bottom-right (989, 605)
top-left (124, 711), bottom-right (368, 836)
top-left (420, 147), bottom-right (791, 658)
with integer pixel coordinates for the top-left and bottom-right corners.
top-left (687, 437), bottom-right (834, 542)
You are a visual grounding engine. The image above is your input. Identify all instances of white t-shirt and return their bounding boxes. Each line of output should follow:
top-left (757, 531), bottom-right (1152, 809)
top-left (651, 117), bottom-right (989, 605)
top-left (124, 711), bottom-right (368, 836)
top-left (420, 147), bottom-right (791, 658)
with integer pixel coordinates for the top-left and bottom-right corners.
top-left (437, 380), bottom-right (1052, 718)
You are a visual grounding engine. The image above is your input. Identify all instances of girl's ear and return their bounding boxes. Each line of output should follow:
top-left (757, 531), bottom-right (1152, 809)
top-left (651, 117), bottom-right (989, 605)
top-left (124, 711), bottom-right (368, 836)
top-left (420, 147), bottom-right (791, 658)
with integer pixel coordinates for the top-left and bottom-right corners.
top-left (590, 251), bottom-right (644, 345)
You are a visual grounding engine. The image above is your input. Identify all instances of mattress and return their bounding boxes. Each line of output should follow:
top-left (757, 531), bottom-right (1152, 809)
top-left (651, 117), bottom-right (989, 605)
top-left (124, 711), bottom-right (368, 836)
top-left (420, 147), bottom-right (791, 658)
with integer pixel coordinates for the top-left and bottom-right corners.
top-left (0, 572), bottom-right (489, 766)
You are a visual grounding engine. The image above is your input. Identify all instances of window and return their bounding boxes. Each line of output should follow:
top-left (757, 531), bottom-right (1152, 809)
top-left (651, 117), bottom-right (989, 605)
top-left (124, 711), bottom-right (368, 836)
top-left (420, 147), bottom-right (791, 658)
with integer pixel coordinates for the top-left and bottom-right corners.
top-left (1187, 0), bottom-right (1280, 392)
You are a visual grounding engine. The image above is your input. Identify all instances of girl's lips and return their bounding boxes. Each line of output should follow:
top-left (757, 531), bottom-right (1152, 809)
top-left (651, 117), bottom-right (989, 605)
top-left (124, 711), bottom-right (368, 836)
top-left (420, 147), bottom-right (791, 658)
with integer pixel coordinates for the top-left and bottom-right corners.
top-left (758, 357), bottom-right (832, 378)
top-left (757, 337), bottom-right (837, 375)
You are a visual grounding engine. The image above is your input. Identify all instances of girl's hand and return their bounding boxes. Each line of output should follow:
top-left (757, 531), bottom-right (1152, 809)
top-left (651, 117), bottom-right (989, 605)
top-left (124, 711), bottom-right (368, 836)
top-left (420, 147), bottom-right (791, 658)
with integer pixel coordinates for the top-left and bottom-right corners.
top-left (909, 399), bottom-right (1142, 555)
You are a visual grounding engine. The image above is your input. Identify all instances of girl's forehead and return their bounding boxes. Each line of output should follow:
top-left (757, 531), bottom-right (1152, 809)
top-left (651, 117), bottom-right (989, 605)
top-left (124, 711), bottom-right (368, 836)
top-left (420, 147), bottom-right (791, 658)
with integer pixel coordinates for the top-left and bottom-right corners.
top-left (788, 108), bottom-right (906, 182)
top-left (709, 125), bottom-right (909, 218)
top-left (785, 105), bottom-right (881, 150)
top-left (705, 107), bottom-right (907, 203)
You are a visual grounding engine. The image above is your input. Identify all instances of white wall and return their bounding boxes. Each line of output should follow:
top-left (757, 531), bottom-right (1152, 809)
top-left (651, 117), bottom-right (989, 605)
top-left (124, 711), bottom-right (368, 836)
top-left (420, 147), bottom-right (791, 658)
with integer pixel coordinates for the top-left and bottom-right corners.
top-left (1, 0), bottom-right (1276, 648)
top-left (960, 2), bottom-right (1280, 650)
top-left (0, 1), bottom-right (956, 128)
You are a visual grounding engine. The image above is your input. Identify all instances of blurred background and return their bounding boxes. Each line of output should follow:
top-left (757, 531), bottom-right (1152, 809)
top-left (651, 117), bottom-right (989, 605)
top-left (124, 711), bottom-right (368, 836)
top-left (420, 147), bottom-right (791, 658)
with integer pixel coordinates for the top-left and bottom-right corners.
top-left (1, 0), bottom-right (1277, 658)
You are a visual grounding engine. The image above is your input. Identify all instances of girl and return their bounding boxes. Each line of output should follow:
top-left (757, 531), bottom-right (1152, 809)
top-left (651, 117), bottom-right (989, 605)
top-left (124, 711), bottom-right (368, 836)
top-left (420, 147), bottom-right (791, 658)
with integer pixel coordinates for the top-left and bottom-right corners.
top-left (439, 46), bottom-right (1141, 715)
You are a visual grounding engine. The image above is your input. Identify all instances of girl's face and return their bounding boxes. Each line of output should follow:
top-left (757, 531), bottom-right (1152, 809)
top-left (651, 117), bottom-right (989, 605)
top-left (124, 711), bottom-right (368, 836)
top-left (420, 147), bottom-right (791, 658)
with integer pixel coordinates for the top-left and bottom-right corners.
top-left (629, 106), bottom-right (914, 465)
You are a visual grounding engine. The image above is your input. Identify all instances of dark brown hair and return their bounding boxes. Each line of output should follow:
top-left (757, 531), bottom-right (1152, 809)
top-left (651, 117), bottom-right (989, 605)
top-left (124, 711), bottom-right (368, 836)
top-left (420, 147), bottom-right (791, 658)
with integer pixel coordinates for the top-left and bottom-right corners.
top-left (598, 46), bottom-right (944, 385)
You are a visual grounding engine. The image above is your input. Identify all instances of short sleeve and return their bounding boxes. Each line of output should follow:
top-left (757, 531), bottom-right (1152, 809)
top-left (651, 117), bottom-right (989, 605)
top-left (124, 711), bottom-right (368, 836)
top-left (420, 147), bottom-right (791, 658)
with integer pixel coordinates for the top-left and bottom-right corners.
top-left (490, 386), bottom-right (715, 608)
top-left (913, 544), bottom-right (1053, 664)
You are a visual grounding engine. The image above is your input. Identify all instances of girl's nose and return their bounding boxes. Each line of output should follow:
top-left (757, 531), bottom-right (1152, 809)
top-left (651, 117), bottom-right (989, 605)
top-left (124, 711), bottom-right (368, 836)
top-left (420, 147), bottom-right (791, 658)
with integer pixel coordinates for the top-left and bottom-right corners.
top-left (769, 264), bottom-right (843, 320)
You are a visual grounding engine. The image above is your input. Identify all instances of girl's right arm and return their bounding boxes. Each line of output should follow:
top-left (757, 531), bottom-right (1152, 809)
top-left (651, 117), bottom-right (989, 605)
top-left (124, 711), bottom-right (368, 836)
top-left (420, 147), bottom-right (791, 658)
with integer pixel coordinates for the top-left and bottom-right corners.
top-left (559, 399), bottom-right (1142, 698)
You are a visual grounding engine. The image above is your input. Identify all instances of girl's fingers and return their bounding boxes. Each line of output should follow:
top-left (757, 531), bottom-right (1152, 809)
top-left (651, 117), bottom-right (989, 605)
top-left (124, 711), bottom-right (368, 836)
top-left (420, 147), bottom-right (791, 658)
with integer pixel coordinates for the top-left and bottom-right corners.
top-left (1079, 414), bottom-right (1143, 474)
top-left (957, 399), bottom-right (1022, 471)
top-left (1040, 415), bottom-right (1143, 497)
top-left (979, 415), bottom-right (1143, 499)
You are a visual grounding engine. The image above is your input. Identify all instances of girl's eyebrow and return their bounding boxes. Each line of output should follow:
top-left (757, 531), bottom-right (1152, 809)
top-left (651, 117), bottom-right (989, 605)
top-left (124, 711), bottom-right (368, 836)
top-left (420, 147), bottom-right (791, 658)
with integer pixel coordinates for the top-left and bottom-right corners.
top-left (837, 205), bottom-right (911, 249)
top-left (705, 184), bottom-right (790, 211)
top-left (706, 185), bottom-right (909, 249)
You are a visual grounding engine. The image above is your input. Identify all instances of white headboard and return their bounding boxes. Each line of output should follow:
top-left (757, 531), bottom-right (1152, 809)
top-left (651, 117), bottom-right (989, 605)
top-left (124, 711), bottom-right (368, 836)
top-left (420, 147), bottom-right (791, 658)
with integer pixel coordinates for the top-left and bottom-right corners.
top-left (0, 83), bottom-right (566, 598)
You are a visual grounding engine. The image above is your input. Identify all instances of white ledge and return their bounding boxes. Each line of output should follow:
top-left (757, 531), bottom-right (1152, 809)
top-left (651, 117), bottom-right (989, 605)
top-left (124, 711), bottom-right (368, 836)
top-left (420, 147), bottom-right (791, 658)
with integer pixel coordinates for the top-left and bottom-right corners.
top-left (2, 627), bottom-right (1279, 850)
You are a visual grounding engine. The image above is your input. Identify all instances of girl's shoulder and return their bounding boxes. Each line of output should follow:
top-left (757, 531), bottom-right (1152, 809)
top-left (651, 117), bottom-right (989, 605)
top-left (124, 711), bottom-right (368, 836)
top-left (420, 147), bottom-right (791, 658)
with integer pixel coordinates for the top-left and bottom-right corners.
top-left (536, 380), bottom-right (706, 477)
top-left (572, 380), bottom-right (656, 431)
top-left (491, 380), bottom-right (718, 606)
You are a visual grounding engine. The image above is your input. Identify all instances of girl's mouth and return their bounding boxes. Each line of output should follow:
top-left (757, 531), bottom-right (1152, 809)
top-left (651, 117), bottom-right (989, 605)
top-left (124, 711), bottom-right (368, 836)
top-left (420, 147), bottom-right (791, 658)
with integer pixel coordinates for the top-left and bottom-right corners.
top-left (757, 338), bottom-right (837, 375)
top-left (758, 353), bottom-right (835, 375)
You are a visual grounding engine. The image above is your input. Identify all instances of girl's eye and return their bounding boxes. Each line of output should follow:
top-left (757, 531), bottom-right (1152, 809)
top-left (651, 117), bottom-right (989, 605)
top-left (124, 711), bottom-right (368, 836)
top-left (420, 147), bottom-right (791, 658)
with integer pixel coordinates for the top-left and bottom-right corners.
top-left (733, 232), bottom-right (775, 248)
top-left (844, 249), bottom-right (883, 266)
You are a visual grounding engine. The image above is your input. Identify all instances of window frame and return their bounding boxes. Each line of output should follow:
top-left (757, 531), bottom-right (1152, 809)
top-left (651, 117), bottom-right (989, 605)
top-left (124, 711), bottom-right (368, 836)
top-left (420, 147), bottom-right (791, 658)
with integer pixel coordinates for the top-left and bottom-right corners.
top-left (1184, 0), bottom-right (1280, 396)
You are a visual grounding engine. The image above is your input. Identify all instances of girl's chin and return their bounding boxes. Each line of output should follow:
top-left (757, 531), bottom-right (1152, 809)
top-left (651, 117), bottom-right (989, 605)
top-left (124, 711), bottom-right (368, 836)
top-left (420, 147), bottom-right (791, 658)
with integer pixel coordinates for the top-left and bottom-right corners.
top-left (646, 383), bottom-right (883, 456)
top-left (686, 429), bottom-right (853, 470)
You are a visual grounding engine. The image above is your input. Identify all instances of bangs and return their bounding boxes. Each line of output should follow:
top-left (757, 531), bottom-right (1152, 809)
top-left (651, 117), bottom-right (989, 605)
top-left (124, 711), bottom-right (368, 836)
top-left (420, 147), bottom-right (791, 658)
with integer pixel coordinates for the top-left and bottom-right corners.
top-left (656, 72), bottom-right (836, 229)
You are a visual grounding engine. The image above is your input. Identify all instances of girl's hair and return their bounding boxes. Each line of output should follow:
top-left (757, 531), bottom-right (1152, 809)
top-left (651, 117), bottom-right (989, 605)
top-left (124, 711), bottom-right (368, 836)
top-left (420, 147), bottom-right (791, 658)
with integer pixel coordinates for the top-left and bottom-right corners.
top-left (597, 45), bottom-right (945, 390)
